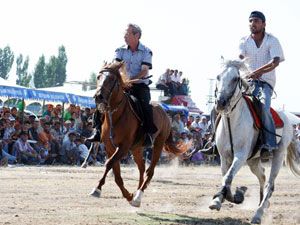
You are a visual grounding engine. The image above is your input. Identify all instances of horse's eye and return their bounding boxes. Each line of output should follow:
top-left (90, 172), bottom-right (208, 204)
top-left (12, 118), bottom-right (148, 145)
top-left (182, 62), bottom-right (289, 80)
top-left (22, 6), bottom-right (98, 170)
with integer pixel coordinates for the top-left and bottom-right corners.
top-left (233, 77), bottom-right (239, 83)
top-left (216, 75), bottom-right (220, 81)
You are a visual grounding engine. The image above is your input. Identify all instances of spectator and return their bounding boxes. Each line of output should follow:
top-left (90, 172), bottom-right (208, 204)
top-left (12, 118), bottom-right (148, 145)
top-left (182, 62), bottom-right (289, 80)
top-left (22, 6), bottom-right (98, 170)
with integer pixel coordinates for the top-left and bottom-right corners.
top-left (42, 104), bottom-right (55, 119)
top-left (64, 104), bottom-right (75, 121)
top-left (50, 121), bottom-right (64, 144)
top-left (13, 131), bottom-right (40, 164)
top-left (178, 78), bottom-right (188, 95)
top-left (186, 115), bottom-right (194, 129)
top-left (81, 107), bottom-right (92, 126)
top-left (60, 131), bottom-right (78, 164)
top-left (156, 68), bottom-right (171, 96)
top-left (10, 107), bottom-right (18, 120)
top-left (74, 137), bottom-right (94, 165)
top-left (198, 116), bottom-right (209, 138)
top-left (28, 118), bottom-right (40, 144)
top-left (171, 113), bottom-right (185, 138)
top-left (53, 104), bottom-right (63, 120)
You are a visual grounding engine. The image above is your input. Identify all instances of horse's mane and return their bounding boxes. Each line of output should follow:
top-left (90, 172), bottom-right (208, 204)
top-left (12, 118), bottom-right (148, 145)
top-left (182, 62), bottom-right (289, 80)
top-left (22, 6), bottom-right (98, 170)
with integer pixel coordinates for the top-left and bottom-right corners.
top-left (101, 62), bottom-right (130, 88)
top-left (221, 59), bottom-right (252, 90)
top-left (222, 59), bottom-right (251, 77)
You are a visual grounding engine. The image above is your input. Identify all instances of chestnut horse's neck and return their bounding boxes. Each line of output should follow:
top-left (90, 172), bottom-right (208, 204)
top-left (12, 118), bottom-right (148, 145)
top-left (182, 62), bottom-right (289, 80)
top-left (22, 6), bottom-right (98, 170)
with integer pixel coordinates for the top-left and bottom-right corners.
top-left (107, 78), bottom-right (126, 115)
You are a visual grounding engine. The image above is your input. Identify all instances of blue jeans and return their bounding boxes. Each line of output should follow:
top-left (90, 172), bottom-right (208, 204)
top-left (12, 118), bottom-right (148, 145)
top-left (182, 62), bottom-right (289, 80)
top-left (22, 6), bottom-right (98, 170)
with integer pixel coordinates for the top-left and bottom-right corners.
top-left (251, 80), bottom-right (277, 148)
top-left (2, 149), bottom-right (17, 164)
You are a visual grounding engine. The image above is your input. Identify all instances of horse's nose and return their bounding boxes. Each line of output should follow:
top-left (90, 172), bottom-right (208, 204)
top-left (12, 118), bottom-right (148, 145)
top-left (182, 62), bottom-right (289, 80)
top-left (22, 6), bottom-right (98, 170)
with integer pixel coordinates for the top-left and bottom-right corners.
top-left (216, 97), bottom-right (227, 111)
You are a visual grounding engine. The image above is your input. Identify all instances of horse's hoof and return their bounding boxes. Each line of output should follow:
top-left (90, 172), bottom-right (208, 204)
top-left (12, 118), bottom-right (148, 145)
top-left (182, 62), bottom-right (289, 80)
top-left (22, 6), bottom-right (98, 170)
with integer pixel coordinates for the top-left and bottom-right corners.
top-left (81, 162), bottom-right (88, 168)
top-left (209, 199), bottom-right (221, 211)
top-left (251, 216), bottom-right (261, 224)
top-left (129, 190), bottom-right (143, 207)
top-left (234, 186), bottom-right (247, 204)
top-left (129, 199), bottom-right (141, 207)
top-left (89, 188), bottom-right (101, 198)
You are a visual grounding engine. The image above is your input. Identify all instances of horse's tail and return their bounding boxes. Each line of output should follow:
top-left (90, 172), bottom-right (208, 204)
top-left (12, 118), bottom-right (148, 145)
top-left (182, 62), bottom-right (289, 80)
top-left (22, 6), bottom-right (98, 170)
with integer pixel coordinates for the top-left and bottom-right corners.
top-left (164, 131), bottom-right (192, 155)
top-left (286, 140), bottom-right (300, 177)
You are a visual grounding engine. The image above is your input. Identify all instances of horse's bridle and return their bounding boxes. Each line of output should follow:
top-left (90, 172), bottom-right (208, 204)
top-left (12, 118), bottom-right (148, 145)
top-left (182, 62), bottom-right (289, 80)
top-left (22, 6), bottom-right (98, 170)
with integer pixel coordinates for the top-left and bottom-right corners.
top-left (96, 68), bottom-right (125, 113)
top-left (215, 71), bottom-right (244, 114)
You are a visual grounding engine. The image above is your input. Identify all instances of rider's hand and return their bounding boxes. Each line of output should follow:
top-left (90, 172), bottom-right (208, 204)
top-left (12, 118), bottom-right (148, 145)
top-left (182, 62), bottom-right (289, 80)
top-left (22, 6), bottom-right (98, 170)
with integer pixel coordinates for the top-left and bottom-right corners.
top-left (123, 82), bottom-right (132, 90)
top-left (246, 72), bottom-right (261, 80)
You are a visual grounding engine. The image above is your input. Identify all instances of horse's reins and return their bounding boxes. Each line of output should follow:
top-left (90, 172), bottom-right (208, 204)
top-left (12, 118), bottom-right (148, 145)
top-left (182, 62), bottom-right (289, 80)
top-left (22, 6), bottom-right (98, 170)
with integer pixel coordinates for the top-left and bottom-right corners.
top-left (98, 68), bottom-right (127, 149)
top-left (216, 74), bottom-right (246, 155)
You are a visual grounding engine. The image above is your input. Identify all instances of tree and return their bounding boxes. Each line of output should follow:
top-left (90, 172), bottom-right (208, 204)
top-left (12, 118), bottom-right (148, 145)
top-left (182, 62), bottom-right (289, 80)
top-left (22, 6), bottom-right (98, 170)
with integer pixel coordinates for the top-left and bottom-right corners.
top-left (45, 56), bottom-right (58, 87)
top-left (32, 46), bottom-right (68, 88)
top-left (55, 45), bottom-right (68, 86)
top-left (0, 45), bottom-right (14, 79)
top-left (89, 72), bottom-right (97, 90)
top-left (33, 55), bottom-right (47, 88)
top-left (16, 54), bottom-right (31, 87)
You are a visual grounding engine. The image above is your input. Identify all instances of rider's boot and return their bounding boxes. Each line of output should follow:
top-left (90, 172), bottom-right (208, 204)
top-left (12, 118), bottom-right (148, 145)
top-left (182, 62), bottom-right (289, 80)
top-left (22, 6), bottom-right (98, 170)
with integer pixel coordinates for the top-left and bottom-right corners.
top-left (86, 110), bottom-right (102, 143)
top-left (260, 144), bottom-right (276, 160)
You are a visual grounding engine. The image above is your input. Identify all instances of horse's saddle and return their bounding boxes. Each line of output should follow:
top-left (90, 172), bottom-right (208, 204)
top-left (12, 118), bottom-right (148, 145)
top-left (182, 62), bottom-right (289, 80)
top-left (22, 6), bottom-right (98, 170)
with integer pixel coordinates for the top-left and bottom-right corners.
top-left (243, 95), bottom-right (284, 159)
top-left (243, 95), bottom-right (284, 129)
top-left (124, 92), bottom-right (145, 125)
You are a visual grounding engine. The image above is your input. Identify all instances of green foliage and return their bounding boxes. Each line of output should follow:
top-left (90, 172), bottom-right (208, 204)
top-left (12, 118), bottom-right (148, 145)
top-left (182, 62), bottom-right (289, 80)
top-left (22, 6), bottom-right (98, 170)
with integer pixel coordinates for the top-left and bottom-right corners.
top-left (89, 72), bottom-right (97, 90)
top-left (82, 80), bottom-right (88, 91)
top-left (32, 45), bottom-right (68, 88)
top-left (16, 54), bottom-right (31, 87)
top-left (0, 45), bottom-right (14, 79)
top-left (55, 46), bottom-right (68, 86)
top-left (33, 55), bottom-right (46, 88)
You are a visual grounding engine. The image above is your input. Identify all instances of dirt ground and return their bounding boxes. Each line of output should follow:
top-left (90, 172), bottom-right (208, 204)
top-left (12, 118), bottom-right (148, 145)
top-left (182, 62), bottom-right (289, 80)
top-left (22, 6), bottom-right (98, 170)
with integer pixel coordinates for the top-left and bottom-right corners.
top-left (0, 162), bottom-right (299, 225)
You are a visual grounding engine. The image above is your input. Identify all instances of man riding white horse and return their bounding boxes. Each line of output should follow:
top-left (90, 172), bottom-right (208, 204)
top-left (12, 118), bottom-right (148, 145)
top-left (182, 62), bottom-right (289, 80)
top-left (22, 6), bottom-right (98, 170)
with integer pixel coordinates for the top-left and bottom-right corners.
top-left (202, 11), bottom-right (284, 160)
top-left (239, 11), bottom-right (285, 160)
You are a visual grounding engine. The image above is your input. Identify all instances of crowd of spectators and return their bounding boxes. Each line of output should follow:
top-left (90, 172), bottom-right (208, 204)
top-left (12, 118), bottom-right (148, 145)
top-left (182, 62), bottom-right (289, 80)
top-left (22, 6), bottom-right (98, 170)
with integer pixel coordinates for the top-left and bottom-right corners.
top-left (0, 102), bottom-right (220, 167)
top-left (156, 68), bottom-right (189, 97)
top-left (166, 112), bottom-right (219, 164)
top-left (0, 104), bottom-right (104, 166)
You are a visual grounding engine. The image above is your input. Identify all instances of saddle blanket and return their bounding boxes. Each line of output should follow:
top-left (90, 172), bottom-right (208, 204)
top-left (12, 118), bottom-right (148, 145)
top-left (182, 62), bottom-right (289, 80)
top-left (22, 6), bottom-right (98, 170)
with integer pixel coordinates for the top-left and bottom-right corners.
top-left (243, 95), bottom-right (284, 129)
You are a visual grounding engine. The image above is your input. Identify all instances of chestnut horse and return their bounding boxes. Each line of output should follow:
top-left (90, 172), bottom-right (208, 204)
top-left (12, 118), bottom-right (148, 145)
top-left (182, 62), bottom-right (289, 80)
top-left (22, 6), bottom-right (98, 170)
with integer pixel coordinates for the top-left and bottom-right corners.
top-left (88, 62), bottom-right (189, 207)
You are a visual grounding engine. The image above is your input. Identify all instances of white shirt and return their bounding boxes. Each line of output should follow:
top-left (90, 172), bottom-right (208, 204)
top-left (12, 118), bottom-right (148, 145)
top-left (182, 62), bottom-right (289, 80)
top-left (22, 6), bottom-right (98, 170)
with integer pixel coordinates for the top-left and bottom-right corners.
top-left (171, 74), bottom-right (181, 83)
top-left (239, 32), bottom-right (284, 88)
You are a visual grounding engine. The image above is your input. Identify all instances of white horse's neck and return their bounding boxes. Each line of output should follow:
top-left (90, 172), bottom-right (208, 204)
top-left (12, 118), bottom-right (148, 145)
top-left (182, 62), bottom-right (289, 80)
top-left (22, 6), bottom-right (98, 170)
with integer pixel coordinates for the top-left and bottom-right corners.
top-left (218, 96), bottom-right (258, 158)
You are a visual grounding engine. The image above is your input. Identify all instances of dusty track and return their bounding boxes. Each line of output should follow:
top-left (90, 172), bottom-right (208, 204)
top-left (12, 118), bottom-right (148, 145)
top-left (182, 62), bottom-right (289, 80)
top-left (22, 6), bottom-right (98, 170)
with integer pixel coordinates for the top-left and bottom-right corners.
top-left (0, 163), bottom-right (299, 225)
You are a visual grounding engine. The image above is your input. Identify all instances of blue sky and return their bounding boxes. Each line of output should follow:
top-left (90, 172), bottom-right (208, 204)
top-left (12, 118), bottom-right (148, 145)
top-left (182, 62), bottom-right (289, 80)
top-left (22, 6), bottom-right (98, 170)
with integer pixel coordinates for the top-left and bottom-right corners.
top-left (1, 0), bottom-right (299, 112)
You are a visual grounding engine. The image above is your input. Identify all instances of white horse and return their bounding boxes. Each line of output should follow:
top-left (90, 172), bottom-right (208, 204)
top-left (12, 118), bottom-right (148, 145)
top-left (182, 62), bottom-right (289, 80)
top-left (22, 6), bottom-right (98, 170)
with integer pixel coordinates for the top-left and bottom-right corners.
top-left (209, 59), bottom-right (300, 224)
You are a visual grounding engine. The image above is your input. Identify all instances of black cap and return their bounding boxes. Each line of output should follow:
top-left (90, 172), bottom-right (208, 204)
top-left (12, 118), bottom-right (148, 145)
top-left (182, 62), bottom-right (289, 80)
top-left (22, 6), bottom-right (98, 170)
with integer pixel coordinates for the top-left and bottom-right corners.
top-left (249, 11), bottom-right (266, 22)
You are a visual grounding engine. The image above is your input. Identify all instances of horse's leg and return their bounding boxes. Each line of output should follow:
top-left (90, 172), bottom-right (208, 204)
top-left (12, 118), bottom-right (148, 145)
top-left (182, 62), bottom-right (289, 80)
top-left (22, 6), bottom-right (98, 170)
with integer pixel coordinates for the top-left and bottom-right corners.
top-left (112, 162), bottom-right (133, 201)
top-left (89, 146), bottom-right (127, 198)
top-left (247, 157), bottom-right (266, 204)
top-left (251, 148), bottom-right (285, 224)
top-left (209, 152), bottom-right (248, 210)
top-left (130, 139), bottom-right (164, 207)
top-left (132, 147), bottom-right (146, 189)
